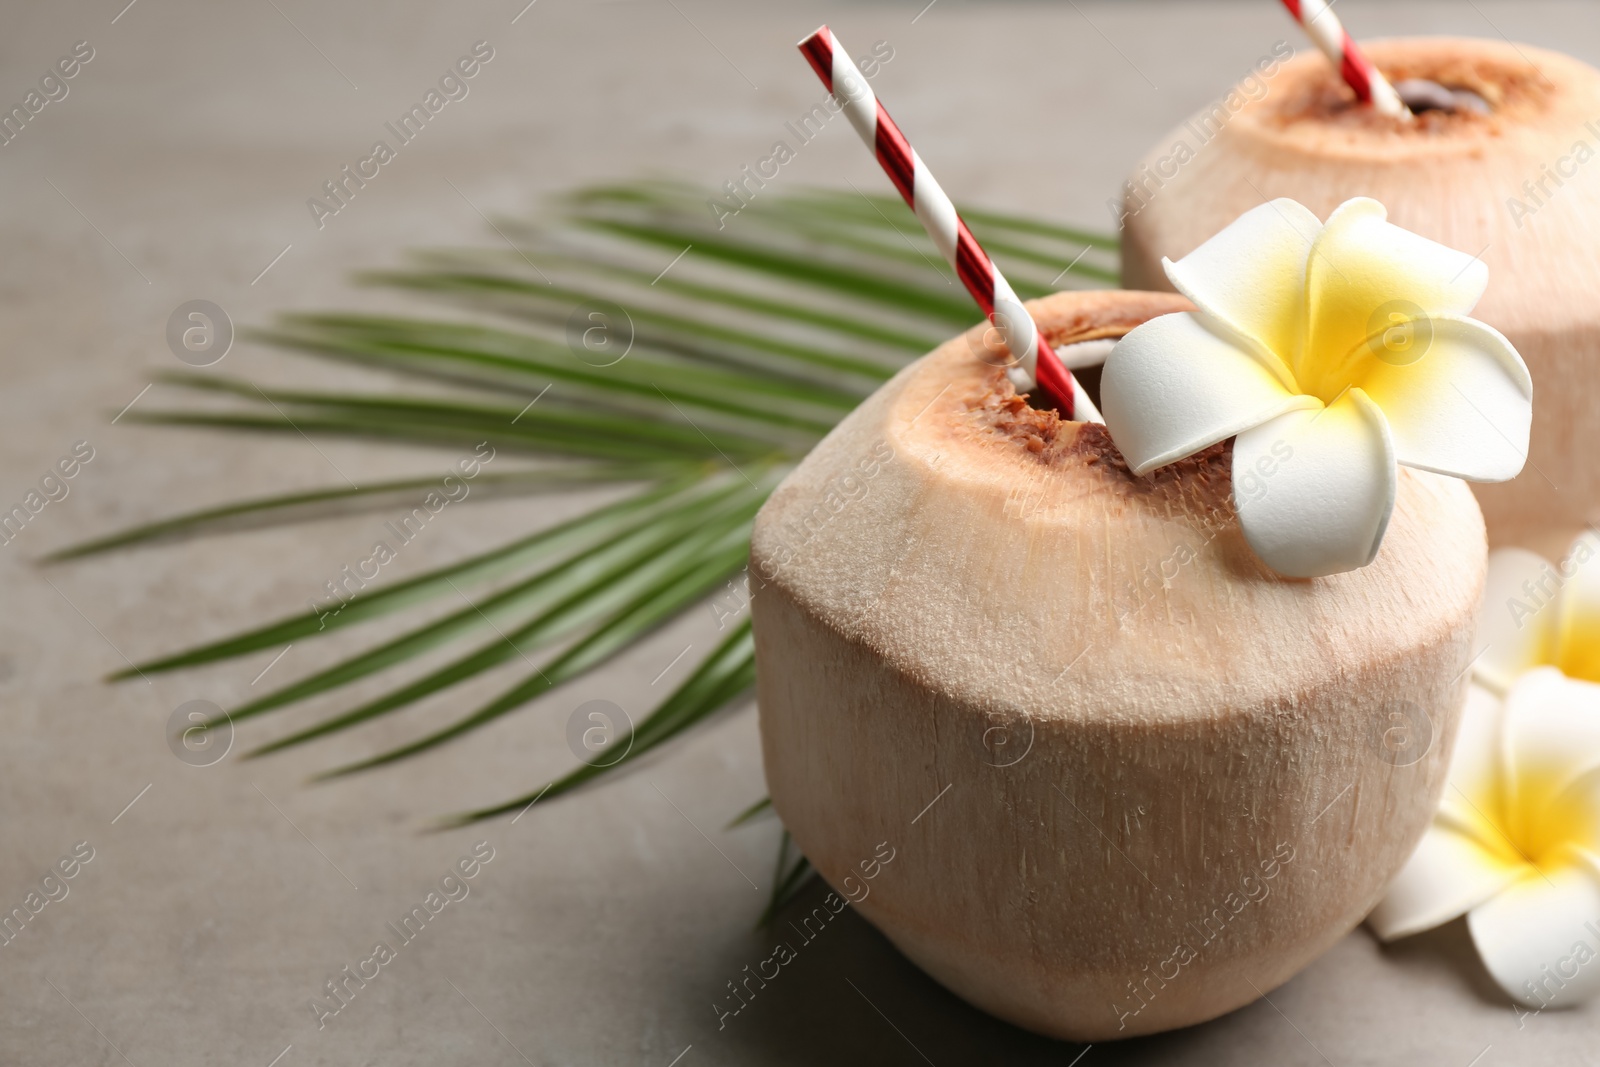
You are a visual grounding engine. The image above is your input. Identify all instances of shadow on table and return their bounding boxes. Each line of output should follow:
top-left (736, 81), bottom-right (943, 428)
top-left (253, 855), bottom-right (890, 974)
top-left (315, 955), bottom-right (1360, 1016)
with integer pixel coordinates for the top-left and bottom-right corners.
top-left (1374, 916), bottom-right (1506, 1009)
top-left (699, 876), bottom-right (1309, 1066)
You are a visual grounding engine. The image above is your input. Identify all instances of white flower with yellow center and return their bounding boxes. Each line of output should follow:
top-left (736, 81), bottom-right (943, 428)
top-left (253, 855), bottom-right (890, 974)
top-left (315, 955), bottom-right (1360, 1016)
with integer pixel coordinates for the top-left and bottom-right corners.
top-left (1474, 532), bottom-right (1600, 692)
top-left (1370, 534), bottom-right (1600, 1009)
top-left (1101, 196), bottom-right (1533, 578)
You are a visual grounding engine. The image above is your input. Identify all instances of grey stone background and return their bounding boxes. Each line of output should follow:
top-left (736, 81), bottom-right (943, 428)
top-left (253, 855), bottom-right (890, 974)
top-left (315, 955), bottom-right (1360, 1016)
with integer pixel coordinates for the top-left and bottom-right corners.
top-left (2, 1), bottom-right (1596, 1064)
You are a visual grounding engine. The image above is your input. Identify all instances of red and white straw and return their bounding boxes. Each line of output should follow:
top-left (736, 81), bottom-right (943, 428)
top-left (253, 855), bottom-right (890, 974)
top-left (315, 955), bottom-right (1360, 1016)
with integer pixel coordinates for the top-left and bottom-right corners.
top-left (1279, 0), bottom-right (1409, 117)
top-left (798, 26), bottom-right (1100, 422)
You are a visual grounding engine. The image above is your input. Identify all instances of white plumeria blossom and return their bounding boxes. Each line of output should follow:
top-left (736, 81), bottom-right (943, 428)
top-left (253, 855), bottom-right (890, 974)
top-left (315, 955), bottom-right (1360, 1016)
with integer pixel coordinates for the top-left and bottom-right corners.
top-left (1101, 196), bottom-right (1533, 578)
top-left (1474, 533), bottom-right (1600, 693)
top-left (1371, 535), bottom-right (1600, 1010)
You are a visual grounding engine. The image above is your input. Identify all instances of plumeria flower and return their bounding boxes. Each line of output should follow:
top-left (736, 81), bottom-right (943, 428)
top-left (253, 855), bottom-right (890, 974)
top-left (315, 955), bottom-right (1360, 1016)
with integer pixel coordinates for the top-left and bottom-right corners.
top-left (1369, 667), bottom-right (1600, 1009)
top-left (1101, 197), bottom-right (1533, 578)
top-left (1474, 532), bottom-right (1600, 692)
top-left (1369, 532), bottom-right (1600, 1009)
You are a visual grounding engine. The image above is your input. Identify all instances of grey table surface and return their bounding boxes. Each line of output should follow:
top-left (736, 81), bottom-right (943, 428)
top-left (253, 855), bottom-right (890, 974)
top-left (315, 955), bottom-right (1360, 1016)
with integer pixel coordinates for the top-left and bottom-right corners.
top-left (3, 1), bottom-right (1597, 1064)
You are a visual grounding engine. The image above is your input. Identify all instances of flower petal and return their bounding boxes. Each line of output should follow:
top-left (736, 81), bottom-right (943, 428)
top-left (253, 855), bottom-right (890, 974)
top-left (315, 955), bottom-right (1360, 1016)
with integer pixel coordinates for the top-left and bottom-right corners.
top-left (1100, 312), bottom-right (1315, 476)
top-left (1501, 668), bottom-right (1600, 858)
top-left (1554, 532), bottom-right (1600, 685)
top-left (1467, 858), bottom-right (1600, 1008)
top-left (1475, 548), bottom-right (1561, 693)
top-left (1353, 315), bottom-right (1532, 482)
top-left (1302, 198), bottom-right (1489, 392)
top-left (1370, 685), bottom-right (1523, 940)
top-left (1439, 683), bottom-right (1513, 826)
top-left (1161, 198), bottom-right (1320, 387)
top-left (1368, 824), bottom-right (1529, 941)
top-left (1231, 387), bottom-right (1396, 578)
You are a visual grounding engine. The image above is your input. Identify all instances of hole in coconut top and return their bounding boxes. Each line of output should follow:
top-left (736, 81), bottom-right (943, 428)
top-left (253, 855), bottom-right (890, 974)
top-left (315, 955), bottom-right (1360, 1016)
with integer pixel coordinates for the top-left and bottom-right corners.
top-left (962, 369), bottom-right (1236, 513)
top-left (1051, 337), bottom-right (1117, 414)
top-left (1268, 50), bottom-right (1556, 135)
top-left (1018, 337), bottom-right (1117, 416)
top-left (1394, 79), bottom-right (1491, 115)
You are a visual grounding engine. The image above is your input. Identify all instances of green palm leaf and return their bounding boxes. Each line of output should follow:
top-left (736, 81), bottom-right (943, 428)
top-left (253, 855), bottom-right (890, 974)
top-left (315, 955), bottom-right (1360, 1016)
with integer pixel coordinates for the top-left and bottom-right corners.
top-left (246, 479), bottom-right (767, 759)
top-left (42, 464), bottom-right (649, 561)
top-left (229, 478), bottom-right (757, 729)
top-left (442, 619), bottom-right (756, 826)
top-left (65, 179), bottom-right (1116, 835)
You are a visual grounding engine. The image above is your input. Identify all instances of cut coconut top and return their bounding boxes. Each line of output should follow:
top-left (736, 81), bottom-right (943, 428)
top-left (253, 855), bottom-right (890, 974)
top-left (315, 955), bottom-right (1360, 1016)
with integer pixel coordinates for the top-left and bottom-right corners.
top-left (750, 289), bottom-right (1487, 727)
top-left (1227, 38), bottom-right (1597, 159)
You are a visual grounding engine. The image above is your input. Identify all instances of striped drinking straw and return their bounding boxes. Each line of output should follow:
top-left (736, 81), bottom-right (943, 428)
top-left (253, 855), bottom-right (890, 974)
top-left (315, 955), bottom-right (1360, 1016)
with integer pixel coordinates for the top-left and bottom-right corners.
top-left (1279, 0), bottom-right (1410, 117)
top-left (798, 26), bottom-right (1101, 422)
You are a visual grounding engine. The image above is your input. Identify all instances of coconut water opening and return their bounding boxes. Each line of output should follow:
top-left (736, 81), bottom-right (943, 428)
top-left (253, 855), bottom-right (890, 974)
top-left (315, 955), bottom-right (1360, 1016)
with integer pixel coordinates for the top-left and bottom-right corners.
top-left (1269, 48), bottom-right (1557, 136)
top-left (1047, 336), bottom-right (1116, 414)
top-left (1394, 79), bottom-right (1491, 115)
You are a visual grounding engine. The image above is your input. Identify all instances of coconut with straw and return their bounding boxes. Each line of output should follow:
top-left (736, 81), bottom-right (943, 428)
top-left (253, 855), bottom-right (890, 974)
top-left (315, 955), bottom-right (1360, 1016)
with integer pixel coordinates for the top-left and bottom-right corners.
top-left (753, 28), bottom-right (1532, 1041)
top-left (1120, 17), bottom-right (1600, 556)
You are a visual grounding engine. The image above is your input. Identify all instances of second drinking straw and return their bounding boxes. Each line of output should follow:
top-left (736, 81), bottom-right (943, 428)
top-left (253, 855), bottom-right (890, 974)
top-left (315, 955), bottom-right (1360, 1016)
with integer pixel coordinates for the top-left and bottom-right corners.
top-left (1278, 0), bottom-right (1410, 117)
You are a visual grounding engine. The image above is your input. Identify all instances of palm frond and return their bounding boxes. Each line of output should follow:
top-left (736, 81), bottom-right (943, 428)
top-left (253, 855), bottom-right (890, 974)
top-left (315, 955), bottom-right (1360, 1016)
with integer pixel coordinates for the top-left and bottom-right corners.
top-left (758, 830), bottom-right (818, 928)
top-left (108, 476), bottom-right (706, 677)
top-left (132, 375), bottom-right (793, 461)
top-left (228, 479), bottom-right (757, 729)
top-left (45, 464), bottom-right (646, 560)
top-left (74, 179), bottom-right (1116, 828)
top-left (248, 479), bottom-right (767, 760)
top-left (313, 523), bottom-right (754, 777)
top-left (439, 619), bottom-right (756, 826)
top-left (727, 795), bottom-right (773, 829)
